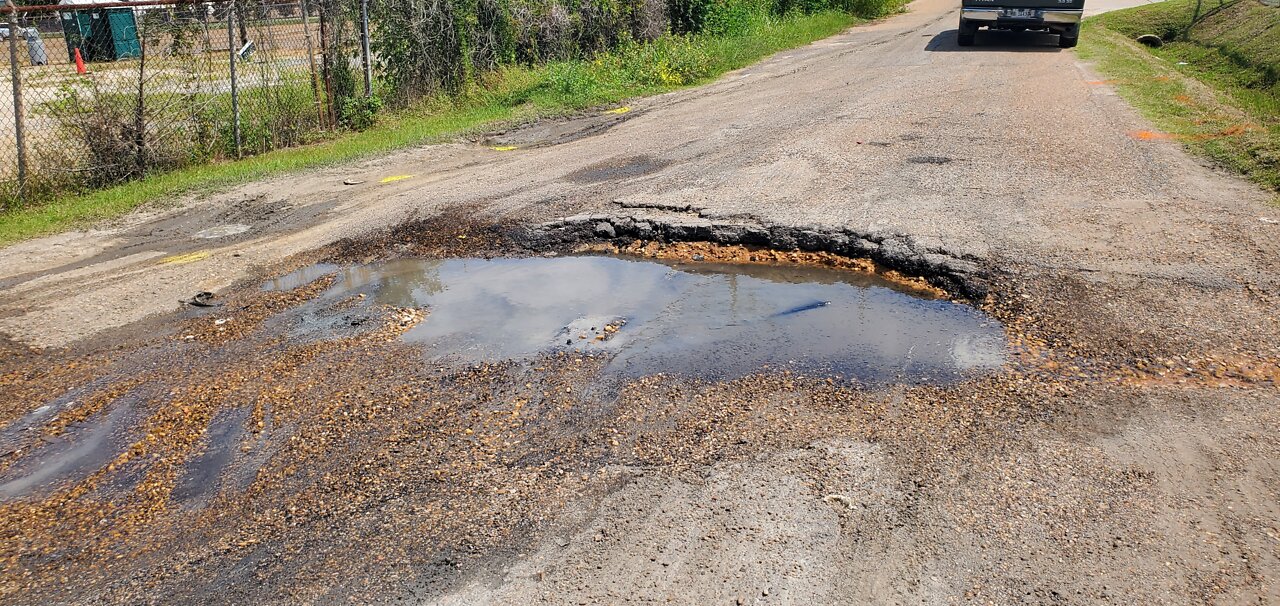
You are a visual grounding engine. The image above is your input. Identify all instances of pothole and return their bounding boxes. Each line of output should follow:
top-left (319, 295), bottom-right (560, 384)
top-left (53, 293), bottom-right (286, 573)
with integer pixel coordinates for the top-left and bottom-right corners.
top-left (274, 253), bottom-right (1007, 383)
top-left (193, 224), bottom-right (252, 239)
top-left (907, 156), bottom-right (953, 165)
top-left (564, 155), bottom-right (671, 184)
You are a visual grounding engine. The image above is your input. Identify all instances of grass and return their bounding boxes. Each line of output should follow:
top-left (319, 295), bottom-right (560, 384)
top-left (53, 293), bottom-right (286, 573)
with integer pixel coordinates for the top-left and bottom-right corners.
top-left (1079, 0), bottom-right (1280, 202)
top-left (0, 10), bottom-right (862, 246)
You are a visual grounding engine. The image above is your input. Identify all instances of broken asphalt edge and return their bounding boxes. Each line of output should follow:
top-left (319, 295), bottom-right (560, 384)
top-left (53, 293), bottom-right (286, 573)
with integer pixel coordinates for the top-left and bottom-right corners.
top-left (523, 214), bottom-right (989, 300)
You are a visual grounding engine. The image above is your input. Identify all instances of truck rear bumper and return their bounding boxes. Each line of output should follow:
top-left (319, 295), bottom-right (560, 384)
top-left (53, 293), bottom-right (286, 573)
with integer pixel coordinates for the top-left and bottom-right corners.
top-left (961, 8), bottom-right (1083, 24)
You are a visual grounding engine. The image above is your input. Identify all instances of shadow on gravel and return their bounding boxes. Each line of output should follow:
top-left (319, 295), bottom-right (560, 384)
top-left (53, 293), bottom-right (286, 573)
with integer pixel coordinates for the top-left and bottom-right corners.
top-left (925, 29), bottom-right (1065, 52)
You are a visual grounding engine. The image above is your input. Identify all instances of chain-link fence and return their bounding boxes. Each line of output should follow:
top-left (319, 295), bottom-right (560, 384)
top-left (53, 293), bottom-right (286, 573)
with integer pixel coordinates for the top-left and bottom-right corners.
top-left (0, 0), bottom-right (891, 210)
top-left (0, 0), bottom-right (373, 207)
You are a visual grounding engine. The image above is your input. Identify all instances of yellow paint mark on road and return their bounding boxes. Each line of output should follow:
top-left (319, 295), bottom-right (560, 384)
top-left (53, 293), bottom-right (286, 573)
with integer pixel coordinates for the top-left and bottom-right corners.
top-left (491, 145), bottom-right (518, 152)
top-left (604, 106), bottom-right (632, 115)
top-left (380, 175), bottom-right (415, 184)
top-left (159, 251), bottom-right (211, 265)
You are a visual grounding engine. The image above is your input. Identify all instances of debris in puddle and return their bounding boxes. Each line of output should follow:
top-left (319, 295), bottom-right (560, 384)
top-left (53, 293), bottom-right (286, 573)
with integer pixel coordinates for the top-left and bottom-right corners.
top-left (771, 300), bottom-right (832, 317)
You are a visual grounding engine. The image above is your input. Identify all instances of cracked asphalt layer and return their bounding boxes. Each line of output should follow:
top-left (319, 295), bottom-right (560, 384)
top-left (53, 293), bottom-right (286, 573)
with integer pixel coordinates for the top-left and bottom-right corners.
top-left (1, 0), bottom-right (1279, 603)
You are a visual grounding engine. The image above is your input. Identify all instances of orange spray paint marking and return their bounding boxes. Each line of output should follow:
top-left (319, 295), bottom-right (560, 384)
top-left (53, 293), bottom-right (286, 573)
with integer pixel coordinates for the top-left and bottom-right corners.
top-left (1186, 125), bottom-right (1255, 141)
top-left (1129, 124), bottom-right (1254, 143)
top-left (1128, 130), bottom-right (1174, 140)
top-left (1086, 79), bottom-right (1119, 85)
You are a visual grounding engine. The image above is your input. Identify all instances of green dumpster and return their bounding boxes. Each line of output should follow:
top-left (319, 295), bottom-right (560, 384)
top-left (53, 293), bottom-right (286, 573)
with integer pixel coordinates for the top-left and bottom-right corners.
top-left (59, 4), bottom-right (140, 63)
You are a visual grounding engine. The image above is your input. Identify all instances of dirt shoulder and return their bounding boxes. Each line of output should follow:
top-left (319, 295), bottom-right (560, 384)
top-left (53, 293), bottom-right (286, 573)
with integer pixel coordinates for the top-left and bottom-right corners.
top-left (1082, 0), bottom-right (1280, 197)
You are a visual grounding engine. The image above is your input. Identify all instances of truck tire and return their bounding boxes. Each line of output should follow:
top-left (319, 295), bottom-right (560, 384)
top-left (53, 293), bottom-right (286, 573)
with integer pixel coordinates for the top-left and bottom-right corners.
top-left (1058, 34), bottom-right (1078, 48)
top-left (957, 19), bottom-right (977, 46)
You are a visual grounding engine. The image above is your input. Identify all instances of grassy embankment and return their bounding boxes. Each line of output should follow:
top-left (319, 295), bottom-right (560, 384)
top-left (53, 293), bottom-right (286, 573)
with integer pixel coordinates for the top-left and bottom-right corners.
top-left (1080, 0), bottom-right (1279, 203)
top-left (0, 11), bottom-right (868, 246)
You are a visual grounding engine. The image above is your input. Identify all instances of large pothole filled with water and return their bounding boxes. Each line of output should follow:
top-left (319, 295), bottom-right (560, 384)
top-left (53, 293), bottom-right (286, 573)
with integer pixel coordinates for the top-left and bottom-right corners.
top-left (269, 252), bottom-right (1007, 383)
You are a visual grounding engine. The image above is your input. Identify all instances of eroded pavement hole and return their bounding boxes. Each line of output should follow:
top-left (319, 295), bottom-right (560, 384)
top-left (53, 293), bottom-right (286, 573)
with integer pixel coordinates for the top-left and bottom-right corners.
top-left (271, 251), bottom-right (1008, 383)
top-left (907, 155), bottom-right (954, 165)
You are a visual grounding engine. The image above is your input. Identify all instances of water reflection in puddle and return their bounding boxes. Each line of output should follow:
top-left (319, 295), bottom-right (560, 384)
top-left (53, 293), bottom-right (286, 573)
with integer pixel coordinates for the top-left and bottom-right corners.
top-left (291, 256), bottom-right (1007, 383)
top-left (0, 399), bottom-right (142, 500)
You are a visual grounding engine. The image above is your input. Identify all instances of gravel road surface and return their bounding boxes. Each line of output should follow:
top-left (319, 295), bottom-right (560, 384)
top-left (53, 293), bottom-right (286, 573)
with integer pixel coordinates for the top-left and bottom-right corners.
top-left (1, 0), bottom-right (1278, 603)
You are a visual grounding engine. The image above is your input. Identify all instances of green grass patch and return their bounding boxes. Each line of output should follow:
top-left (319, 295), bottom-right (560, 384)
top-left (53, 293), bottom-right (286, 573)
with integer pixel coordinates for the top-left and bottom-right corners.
top-left (1080, 0), bottom-right (1280, 200)
top-left (0, 10), bottom-right (861, 246)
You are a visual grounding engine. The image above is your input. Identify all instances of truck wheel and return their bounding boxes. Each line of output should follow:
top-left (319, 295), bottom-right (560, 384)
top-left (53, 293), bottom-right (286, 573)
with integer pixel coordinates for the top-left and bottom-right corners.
top-left (958, 20), bottom-right (977, 46)
top-left (1058, 34), bottom-right (1078, 48)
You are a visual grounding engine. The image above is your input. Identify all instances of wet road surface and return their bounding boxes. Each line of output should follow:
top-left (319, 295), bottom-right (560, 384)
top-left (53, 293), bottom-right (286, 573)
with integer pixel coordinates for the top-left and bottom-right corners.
top-left (1, 0), bottom-right (1279, 603)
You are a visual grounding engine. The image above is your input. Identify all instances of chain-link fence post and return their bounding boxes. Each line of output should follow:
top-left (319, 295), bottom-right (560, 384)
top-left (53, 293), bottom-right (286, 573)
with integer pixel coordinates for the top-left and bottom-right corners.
top-left (227, 2), bottom-right (242, 158)
top-left (6, 0), bottom-right (27, 206)
top-left (300, 0), bottom-right (327, 128)
top-left (318, 1), bottom-right (336, 127)
top-left (360, 0), bottom-right (372, 97)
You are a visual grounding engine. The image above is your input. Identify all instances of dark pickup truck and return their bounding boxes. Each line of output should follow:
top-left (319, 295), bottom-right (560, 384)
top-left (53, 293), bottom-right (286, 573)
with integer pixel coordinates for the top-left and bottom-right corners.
top-left (958, 0), bottom-right (1084, 48)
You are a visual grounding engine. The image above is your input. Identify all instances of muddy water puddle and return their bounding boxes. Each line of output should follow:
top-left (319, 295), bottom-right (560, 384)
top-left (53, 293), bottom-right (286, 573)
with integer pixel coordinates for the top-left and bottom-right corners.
top-left (0, 397), bottom-right (144, 500)
top-left (277, 255), bottom-right (1007, 383)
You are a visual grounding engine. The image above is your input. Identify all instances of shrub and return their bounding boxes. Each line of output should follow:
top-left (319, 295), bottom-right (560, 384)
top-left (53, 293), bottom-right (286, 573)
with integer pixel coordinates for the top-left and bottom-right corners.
top-left (630, 35), bottom-right (713, 84)
top-left (48, 84), bottom-right (190, 188)
top-left (338, 93), bottom-right (385, 131)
